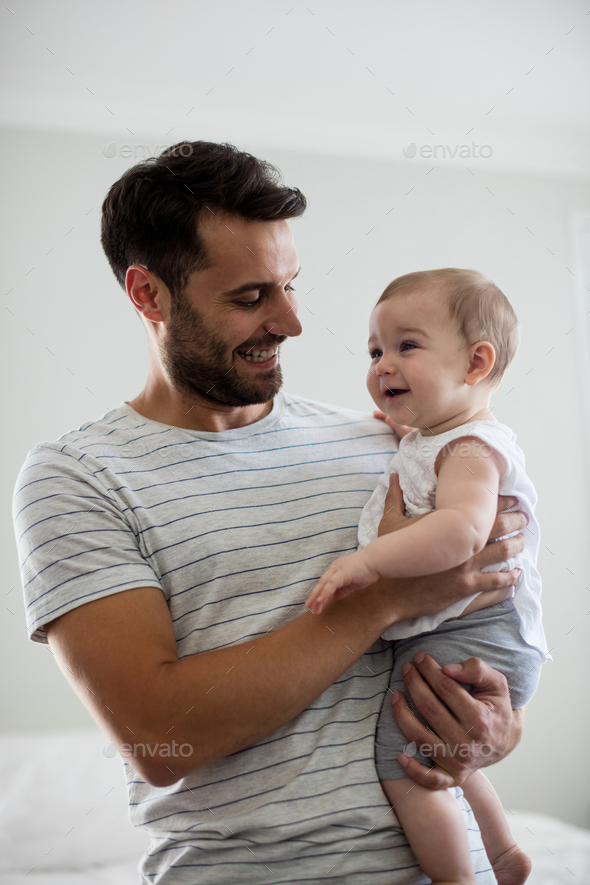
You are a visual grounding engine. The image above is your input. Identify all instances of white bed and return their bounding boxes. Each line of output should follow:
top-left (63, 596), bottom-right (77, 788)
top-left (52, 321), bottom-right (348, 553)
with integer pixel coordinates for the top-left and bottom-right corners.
top-left (0, 729), bottom-right (588, 884)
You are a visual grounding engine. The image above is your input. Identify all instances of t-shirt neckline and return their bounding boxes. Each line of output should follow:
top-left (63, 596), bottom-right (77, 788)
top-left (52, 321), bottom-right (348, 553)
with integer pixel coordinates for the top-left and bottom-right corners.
top-left (120, 392), bottom-right (287, 440)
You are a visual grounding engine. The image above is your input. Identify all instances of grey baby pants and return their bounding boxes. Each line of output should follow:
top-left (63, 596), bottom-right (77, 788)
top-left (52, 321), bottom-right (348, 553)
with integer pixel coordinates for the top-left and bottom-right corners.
top-left (375, 599), bottom-right (544, 780)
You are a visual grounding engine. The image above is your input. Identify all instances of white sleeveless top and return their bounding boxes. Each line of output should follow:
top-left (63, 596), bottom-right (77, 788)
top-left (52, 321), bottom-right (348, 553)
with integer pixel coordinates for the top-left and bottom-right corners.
top-left (358, 420), bottom-right (548, 655)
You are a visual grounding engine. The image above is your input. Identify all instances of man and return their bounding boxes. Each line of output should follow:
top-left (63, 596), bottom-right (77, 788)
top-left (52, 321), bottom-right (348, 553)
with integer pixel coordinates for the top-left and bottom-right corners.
top-left (14, 142), bottom-right (526, 884)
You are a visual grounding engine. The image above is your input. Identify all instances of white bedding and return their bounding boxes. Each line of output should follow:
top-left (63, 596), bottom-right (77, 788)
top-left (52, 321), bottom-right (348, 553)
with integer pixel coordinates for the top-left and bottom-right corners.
top-left (0, 728), bottom-right (588, 884)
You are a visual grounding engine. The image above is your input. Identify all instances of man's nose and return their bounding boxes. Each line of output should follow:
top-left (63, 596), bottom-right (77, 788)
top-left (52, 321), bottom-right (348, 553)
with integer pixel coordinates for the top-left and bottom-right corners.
top-left (264, 287), bottom-right (302, 338)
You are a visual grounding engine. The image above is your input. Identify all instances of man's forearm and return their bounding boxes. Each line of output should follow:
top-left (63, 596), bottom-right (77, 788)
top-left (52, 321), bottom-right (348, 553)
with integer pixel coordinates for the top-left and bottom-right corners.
top-left (141, 584), bottom-right (395, 784)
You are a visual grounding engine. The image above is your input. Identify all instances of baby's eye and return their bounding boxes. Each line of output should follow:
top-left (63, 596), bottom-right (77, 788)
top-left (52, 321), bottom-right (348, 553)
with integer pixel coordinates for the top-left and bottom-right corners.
top-left (400, 341), bottom-right (417, 352)
top-left (369, 349), bottom-right (382, 359)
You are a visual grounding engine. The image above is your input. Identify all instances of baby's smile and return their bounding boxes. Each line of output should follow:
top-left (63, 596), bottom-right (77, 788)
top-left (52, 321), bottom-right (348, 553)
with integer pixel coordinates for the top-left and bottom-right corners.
top-left (383, 387), bottom-right (411, 405)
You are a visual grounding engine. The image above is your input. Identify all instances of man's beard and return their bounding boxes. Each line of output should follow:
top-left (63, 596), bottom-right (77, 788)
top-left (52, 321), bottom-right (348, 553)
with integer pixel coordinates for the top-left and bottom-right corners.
top-left (160, 294), bottom-right (286, 407)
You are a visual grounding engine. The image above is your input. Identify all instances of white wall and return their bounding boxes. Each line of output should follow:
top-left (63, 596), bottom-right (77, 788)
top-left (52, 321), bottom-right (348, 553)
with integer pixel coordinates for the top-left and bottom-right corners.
top-left (1, 126), bottom-right (589, 828)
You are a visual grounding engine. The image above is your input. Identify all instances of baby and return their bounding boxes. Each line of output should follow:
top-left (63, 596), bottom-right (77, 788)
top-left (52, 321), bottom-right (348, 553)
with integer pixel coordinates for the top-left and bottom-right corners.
top-left (307, 269), bottom-right (548, 885)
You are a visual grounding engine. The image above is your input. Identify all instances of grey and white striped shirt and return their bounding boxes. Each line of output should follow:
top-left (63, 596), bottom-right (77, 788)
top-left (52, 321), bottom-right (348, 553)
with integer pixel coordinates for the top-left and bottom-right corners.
top-left (13, 392), bottom-right (493, 884)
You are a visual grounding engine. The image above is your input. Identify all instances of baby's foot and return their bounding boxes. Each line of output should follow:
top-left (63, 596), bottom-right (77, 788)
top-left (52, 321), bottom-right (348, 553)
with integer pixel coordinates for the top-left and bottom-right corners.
top-left (490, 844), bottom-right (531, 885)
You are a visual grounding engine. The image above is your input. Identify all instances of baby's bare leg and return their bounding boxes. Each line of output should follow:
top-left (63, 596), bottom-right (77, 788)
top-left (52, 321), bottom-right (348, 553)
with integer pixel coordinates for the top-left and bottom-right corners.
top-left (462, 772), bottom-right (531, 885)
top-left (382, 778), bottom-right (476, 885)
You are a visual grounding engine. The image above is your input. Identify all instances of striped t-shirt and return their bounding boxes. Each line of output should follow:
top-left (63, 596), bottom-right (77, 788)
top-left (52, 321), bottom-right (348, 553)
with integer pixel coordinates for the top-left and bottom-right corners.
top-left (13, 392), bottom-right (493, 884)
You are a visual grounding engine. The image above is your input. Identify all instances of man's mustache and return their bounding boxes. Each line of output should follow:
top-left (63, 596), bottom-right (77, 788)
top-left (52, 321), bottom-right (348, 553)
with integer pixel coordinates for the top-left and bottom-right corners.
top-left (238, 335), bottom-right (287, 352)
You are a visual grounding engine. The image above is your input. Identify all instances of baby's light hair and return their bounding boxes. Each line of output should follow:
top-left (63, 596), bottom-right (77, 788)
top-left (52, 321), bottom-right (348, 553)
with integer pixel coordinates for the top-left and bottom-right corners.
top-left (377, 268), bottom-right (520, 387)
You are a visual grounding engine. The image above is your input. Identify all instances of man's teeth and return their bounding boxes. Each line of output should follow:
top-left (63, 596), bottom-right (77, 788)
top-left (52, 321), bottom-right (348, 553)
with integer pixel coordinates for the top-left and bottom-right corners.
top-left (239, 348), bottom-right (278, 363)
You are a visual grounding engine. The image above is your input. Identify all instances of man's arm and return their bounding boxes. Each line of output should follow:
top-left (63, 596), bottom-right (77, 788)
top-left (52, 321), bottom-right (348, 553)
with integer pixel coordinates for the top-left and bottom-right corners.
top-left (46, 582), bottom-right (397, 787)
top-left (46, 482), bottom-right (525, 789)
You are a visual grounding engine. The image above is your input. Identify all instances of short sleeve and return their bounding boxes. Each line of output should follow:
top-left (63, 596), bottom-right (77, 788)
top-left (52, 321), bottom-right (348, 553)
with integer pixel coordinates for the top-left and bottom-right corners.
top-left (13, 444), bottom-right (164, 644)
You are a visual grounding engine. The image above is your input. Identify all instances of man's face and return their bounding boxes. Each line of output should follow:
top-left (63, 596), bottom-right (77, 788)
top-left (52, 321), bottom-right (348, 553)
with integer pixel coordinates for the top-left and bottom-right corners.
top-left (160, 213), bottom-right (302, 408)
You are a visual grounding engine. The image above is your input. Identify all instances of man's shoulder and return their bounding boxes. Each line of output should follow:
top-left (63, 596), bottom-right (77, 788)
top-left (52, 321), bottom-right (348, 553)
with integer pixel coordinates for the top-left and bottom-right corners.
top-left (14, 396), bottom-right (393, 495)
top-left (26, 405), bottom-right (136, 453)
top-left (14, 405), bottom-right (138, 492)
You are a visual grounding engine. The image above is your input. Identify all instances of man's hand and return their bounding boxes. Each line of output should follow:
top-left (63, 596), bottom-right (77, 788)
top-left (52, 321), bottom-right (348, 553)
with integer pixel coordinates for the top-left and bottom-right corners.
top-left (390, 654), bottom-right (524, 788)
top-left (377, 473), bottom-right (423, 535)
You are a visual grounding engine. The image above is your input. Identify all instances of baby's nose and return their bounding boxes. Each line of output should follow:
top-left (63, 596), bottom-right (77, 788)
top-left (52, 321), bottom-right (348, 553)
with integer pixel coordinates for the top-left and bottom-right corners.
top-left (377, 359), bottom-right (397, 376)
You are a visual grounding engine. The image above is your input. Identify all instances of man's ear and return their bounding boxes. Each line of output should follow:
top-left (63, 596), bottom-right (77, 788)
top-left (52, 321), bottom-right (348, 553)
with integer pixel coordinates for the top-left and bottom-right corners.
top-left (465, 341), bottom-right (495, 386)
top-left (125, 265), bottom-right (169, 323)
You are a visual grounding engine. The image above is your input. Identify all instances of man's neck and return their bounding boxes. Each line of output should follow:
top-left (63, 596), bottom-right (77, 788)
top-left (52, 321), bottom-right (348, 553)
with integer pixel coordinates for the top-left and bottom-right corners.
top-left (128, 380), bottom-right (274, 432)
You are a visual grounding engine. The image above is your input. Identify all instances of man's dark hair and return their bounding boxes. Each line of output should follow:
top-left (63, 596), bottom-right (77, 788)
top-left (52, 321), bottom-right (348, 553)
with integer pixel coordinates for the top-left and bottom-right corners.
top-left (101, 141), bottom-right (307, 300)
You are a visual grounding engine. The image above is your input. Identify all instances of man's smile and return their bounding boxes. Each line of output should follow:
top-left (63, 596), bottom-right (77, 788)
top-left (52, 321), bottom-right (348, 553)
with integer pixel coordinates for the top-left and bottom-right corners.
top-left (237, 346), bottom-right (279, 364)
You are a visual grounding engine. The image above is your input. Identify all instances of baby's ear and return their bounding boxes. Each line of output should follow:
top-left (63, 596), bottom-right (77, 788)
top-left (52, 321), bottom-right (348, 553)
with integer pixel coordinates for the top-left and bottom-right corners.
top-left (465, 341), bottom-right (495, 386)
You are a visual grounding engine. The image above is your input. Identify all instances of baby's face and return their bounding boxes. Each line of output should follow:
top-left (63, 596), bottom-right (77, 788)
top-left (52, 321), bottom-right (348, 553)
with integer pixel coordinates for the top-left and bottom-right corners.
top-left (366, 289), bottom-right (472, 431)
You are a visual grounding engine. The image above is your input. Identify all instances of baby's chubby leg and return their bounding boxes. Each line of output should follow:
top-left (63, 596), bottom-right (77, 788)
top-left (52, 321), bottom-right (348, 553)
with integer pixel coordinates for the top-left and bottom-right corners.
top-left (381, 778), bottom-right (476, 885)
top-left (462, 772), bottom-right (531, 885)
top-left (306, 549), bottom-right (380, 614)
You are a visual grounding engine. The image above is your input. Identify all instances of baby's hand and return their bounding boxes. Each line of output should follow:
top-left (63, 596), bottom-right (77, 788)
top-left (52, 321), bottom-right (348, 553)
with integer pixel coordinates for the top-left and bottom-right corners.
top-left (373, 410), bottom-right (414, 440)
top-left (306, 552), bottom-right (380, 614)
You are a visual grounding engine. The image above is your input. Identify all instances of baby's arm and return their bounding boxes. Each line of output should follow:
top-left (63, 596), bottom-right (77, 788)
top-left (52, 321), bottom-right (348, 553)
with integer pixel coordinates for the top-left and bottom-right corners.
top-left (307, 437), bottom-right (503, 614)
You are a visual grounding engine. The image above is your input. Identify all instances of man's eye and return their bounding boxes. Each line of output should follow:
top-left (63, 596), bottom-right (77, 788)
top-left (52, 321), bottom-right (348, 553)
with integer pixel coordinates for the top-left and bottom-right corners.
top-left (238, 292), bottom-right (262, 307)
top-left (238, 284), bottom-right (295, 308)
